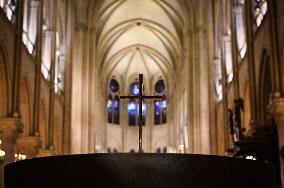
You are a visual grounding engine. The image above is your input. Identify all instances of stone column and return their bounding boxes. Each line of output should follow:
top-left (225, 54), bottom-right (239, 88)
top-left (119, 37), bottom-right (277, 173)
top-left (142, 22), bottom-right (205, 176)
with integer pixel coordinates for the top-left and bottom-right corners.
top-left (268, 97), bottom-right (284, 185)
top-left (0, 118), bottom-right (22, 164)
top-left (245, 0), bottom-right (259, 126)
top-left (32, 0), bottom-right (43, 136)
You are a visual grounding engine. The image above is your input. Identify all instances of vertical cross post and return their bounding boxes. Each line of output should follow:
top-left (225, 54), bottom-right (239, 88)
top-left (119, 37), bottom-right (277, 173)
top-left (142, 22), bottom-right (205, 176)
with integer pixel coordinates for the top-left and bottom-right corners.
top-left (120, 74), bottom-right (163, 153)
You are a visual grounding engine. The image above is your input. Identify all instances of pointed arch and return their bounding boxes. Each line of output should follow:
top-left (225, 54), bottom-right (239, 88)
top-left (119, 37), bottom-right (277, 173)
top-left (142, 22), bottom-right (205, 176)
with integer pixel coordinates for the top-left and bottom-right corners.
top-left (19, 77), bottom-right (32, 136)
top-left (0, 43), bottom-right (10, 117)
top-left (258, 49), bottom-right (272, 125)
top-left (39, 99), bottom-right (47, 148)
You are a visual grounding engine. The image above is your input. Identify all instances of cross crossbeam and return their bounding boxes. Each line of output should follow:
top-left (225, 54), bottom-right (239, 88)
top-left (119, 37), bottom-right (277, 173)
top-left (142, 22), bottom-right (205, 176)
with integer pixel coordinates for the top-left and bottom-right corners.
top-left (120, 74), bottom-right (163, 152)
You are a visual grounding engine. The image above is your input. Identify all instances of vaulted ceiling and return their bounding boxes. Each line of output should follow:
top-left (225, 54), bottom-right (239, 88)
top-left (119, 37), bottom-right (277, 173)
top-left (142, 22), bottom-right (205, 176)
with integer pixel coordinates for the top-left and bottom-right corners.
top-left (95, 0), bottom-right (186, 82)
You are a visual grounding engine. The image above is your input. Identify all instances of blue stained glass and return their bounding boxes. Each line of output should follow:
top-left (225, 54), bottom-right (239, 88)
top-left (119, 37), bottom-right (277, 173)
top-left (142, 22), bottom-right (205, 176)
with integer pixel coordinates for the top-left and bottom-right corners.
top-left (128, 101), bottom-right (137, 113)
top-left (162, 101), bottom-right (167, 124)
top-left (154, 99), bottom-right (167, 125)
top-left (128, 100), bottom-right (146, 126)
top-left (130, 82), bottom-right (140, 96)
top-left (142, 102), bottom-right (146, 114)
top-left (113, 95), bottom-right (120, 124)
top-left (113, 96), bottom-right (120, 109)
top-left (107, 95), bottom-right (113, 123)
top-left (128, 100), bottom-right (137, 126)
top-left (109, 79), bottom-right (119, 93)
top-left (154, 101), bottom-right (160, 115)
top-left (154, 100), bottom-right (161, 125)
top-left (155, 80), bottom-right (165, 93)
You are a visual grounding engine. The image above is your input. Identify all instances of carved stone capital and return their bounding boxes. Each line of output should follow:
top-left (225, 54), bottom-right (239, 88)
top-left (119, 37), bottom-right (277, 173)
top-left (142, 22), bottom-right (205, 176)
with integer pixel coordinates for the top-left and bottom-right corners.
top-left (268, 98), bottom-right (284, 125)
top-left (0, 117), bottom-right (23, 143)
top-left (16, 136), bottom-right (41, 157)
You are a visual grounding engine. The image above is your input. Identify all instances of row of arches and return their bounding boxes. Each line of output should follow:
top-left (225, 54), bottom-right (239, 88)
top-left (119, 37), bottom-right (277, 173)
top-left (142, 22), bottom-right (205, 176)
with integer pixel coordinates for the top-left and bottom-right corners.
top-left (0, 0), bottom-right (69, 156)
top-left (214, 0), bottom-right (268, 101)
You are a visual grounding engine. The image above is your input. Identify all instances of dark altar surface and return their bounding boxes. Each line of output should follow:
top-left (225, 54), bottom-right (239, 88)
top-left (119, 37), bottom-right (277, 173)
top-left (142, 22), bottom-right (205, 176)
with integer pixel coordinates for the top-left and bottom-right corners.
top-left (5, 153), bottom-right (275, 188)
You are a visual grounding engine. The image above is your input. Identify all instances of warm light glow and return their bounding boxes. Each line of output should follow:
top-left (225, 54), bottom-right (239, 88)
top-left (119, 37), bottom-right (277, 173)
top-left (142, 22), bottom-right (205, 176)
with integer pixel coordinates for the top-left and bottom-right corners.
top-left (41, 65), bottom-right (50, 80)
top-left (178, 144), bottom-right (185, 153)
top-left (0, 150), bottom-right (5, 157)
top-left (228, 72), bottom-right (233, 82)
top-left (56, 50), bottom-right (61, 56)
top-left (245, 155), bottom-right (257, 160)
top-left (6, 7), bottom-right (12, 20)
top-left (0, 0), bottom-right (4, 8)
top-left (240, 43), bottom-right (247, 59)
top-left (0, 139), bottom-right (5, 158)
top-left (255, 1), bottom-right (267, 27)
top-left (15, 153), bottom-right (27, 161)
top-left (27, 42), bottom-right (34, 54)
top-left (22, 33), bottom-right (28, 45)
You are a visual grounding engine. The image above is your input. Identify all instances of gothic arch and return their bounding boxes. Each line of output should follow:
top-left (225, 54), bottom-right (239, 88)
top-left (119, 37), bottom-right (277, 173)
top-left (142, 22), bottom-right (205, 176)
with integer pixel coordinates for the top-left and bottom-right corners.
top-left (19, 77), bottom-right (32, 136)
top-left (39, 100), bottom-right (47, 148)
top-left (258, 49), bottom-right (272, 125)
top-left (0, 43), bottom-right (10, 118)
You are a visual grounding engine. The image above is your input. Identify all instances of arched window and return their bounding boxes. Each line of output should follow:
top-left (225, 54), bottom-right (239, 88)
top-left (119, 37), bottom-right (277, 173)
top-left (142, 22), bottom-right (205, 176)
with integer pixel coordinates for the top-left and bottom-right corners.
top-left (128, 82), bottom-right (146, 126)
top-left (54, 31), bottom-right (65, 95)
top-left (41, 0), bottom-right (66, 89)
top-left (224, 36), bottom-right (233, 82)
top-left (107, 78), bottom-right (120, 124)
top-left (234, 0), bottom-right (247, 59)
top-left (0, 0), bottom-right (17, 22)
top-left (154, 79), bottom-right (167, 125)
top-left (22, 0), bottom-right (39, 55)
top-left (253, 0), bottom-right (267, 28)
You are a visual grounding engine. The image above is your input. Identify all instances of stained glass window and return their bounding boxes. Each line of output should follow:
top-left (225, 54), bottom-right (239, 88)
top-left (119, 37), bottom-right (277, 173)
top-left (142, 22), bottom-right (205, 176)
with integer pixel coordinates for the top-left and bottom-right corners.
top-left (128, 82), bottom-right (146, 126)
top-left (107, 94), bottom-right (113, 123)
top-left (107, 78), bottom-right (120, 124)
top-left (110, 79), bottom-right (119, 93)
top-left (130, 82), bottom-right (140, 96)
top-left (128, 99), bottom-right (137, 126)
top-left (154, 79), bottom-right (167, 125)
top-left (155, 80), bottom-right (165, 93)
top-left (113, 95), bottom-right (120, 124)
top-left (128, 99), bottom-right (146, 126)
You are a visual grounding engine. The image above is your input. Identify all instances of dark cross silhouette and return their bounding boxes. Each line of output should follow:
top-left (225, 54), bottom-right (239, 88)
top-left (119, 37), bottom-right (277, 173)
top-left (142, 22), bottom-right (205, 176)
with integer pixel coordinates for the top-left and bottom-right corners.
top-left (120, 74), bottom-right (163, 152)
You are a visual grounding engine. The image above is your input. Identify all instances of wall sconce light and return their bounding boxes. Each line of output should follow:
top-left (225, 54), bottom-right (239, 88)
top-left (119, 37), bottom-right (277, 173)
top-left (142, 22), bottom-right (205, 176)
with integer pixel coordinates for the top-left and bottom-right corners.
top-left (0, 140), bottom-right (5, 160)
top-left (14, 154), bottom-right (27, 162)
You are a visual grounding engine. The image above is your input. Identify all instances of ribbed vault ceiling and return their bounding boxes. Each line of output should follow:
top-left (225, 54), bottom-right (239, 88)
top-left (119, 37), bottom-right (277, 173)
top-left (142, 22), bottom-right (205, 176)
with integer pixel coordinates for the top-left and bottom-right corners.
top-left (96, 0), bottom-right (185, 81)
